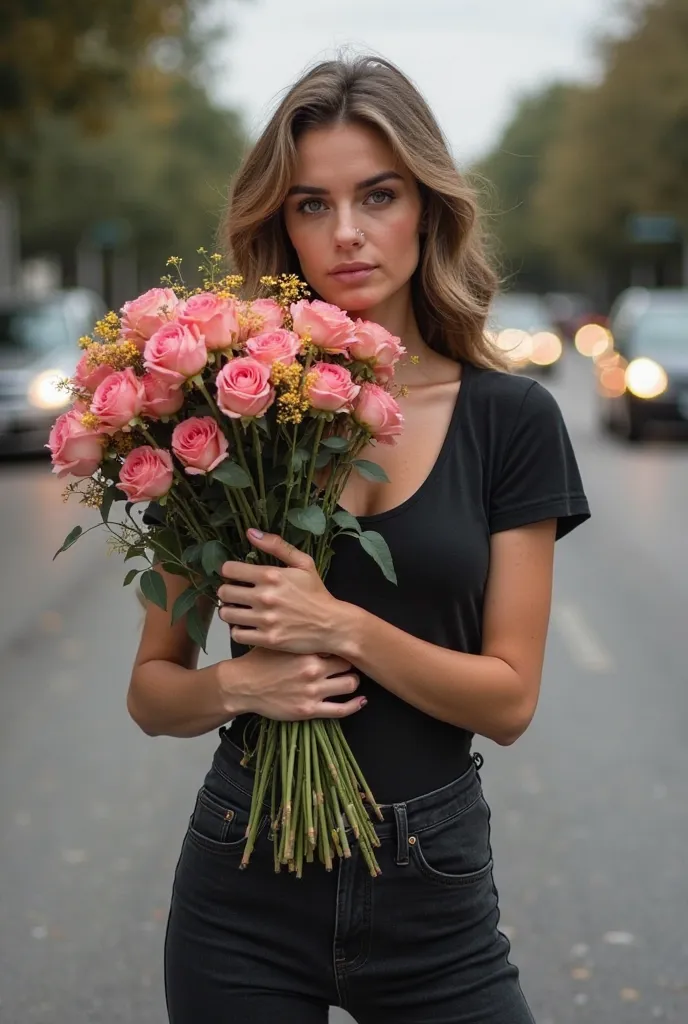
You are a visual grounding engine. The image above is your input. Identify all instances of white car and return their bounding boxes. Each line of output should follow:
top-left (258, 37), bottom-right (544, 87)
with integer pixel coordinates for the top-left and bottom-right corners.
top-left (0, 288), bottom-right (106, 455)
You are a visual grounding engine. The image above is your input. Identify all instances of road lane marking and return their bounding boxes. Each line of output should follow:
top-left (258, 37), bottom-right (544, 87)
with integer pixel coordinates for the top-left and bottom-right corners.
top-left (551, 602), bottom-right (615, 673)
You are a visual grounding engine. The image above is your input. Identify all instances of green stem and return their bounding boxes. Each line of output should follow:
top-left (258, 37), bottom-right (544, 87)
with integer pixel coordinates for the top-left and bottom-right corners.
top-left (250, 421), bottom-right (269, 530)
top-left (303, 416), bottom-right (326, 509)
top-left (229, 418), bottom-right (260, 507)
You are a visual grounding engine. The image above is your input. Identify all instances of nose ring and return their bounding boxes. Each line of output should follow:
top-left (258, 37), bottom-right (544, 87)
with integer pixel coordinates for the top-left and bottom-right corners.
top-left (355, 228), bottom-right (365, 242)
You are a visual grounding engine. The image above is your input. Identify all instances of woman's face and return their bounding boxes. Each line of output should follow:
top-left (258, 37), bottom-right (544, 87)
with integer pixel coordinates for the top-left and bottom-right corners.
top-left (283, 121), bottom-right (423, 315)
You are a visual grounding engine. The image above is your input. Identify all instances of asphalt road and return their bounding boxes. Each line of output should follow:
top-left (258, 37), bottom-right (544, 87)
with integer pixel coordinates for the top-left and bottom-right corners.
top-left (1, 350), bottom-right (687, 1023)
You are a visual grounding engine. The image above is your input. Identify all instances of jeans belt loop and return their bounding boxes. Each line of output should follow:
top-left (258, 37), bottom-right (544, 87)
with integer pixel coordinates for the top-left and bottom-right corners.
top-left (393, 802), bottom-right (409, 866)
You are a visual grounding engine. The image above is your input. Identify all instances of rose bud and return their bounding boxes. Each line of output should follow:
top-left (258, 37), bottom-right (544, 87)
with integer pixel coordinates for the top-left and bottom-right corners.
top-left (47, 408), bottom-right (105, 478)
top-left (216, 356), bottom-right (275, 419)
top-left (290, 299), bottom-right (356, 355)
top-left (121, 288), bottom-right (179, 350)
top-left (245, 329), bottom-right (303, 367)
top-left (350, 320), bottom-right (406, 383)
top-left (90, 367), bottom-right (145, 434)
top-left (177, 293), bottom-right (240, 352)
top-left (306, 362), bottom-right (361, 414)
top-left (352, 382), bottom-right (404, 444)
top-left (140, 373), bottom-right (185, 420)
top-left (118, 446), bottom-right (174, 502)
top-left (143, 321), bottom-right (208, 388)
top-left (171, 416), bottom-right (229, 475)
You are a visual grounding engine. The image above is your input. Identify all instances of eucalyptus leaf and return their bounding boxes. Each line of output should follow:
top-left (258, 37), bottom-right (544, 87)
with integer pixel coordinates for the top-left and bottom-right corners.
top-left (314, 450), bottom-right (332, 470)
top-left (255, 416), bottom-right (271, 439)
top-left (287, 505), bottom-right (327, 536)
top-left (332, 509), bottom-right (362, 533)
top-left (182, 543), bottom-right (204, 564)
top-left (99, 486), bottom-right (116, 523)
top-left (124, 544), bottom-right (144, 563)
top-left (186, 602), bottom-right (210, 652)
top-left (321, 436), bottom-right (350, 451)
top-left (140, 569), bottom-right (168, 610)
top-left (171, 587), bottom-right (200, 626)
top-left (358, 530), bottom-right (397, 585)
top-left (161, 561), bottom-right (188, 577)
top-left (123, 568), bottom-right (140, 587)
top-left (210, 507), bottom-right (236, 527)
top-left (201, 539), bottom-right (229, 577)
top-left (212, 461), bottom-right (253, 489)
top-left (53, 524), bottom-right (83, 560)
top-left (352, 459), bottom-right (390, 483)
top-left (290, 448), bottom-right (310, 473)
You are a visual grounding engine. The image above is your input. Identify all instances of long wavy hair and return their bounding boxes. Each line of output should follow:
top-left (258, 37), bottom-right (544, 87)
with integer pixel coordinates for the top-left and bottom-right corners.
top-left (222, 55), bottom-right (506, 370)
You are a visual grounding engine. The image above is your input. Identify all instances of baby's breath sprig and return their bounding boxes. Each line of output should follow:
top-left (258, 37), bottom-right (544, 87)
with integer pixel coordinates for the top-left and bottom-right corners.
top-left (271, 361), bottom-right (316, 425)
top-left (260, 274), bottom-right (310, 317)
top-left (60, 477), bottom-right (107, 509)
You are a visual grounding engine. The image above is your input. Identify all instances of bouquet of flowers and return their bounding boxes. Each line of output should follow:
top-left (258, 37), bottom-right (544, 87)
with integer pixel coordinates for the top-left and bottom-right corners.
top-left (49, 251), bottom-right (409, 878)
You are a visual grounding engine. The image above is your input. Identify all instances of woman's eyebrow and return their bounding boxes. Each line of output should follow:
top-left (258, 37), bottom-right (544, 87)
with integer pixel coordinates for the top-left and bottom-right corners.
top-left (286, 171), bottom-right (404, 197)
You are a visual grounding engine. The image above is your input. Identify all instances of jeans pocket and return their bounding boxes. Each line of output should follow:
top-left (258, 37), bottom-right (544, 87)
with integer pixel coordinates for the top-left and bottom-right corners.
top-left (410, 794), bottom-right (493, 887)
top-left (186, 764), bottom-right (267, 856)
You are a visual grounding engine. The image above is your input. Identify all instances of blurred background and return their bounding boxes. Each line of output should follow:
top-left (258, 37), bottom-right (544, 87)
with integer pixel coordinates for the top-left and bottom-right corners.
top-left (1, 1), bottom-right (687, 1022)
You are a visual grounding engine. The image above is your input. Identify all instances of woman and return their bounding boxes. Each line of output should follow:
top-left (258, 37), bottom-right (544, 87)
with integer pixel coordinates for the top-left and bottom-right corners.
top-left (128, 56), bottom-right (590, 1023)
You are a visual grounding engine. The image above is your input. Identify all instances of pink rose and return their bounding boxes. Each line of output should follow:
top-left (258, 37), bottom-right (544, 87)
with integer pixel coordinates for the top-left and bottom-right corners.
top-left (171, 416), bottom-right (229, 475)
top-left (73, 353), bottom-right (113, 393)
top-left (143, 321), bottom-right (207, 388)
top-left (353, 383), bottom-right (404, 445)
top-left (290, 300), bottom-right (355, 354)
top-left (307, 362), bottom-right (360, 413)
top-left (121, 288), bottom-right (179, 350)
top-left (141, 373), bottom-right (185, 420)
top-left (47, 408), bottom-right (105, 478)
top-left (178, 293), bottom-right (240, 351)
top-left (245, 329), bottom-right (303, 367)
top-left (216, 357), bottom-right (275, 419)
top-left (90, 367), bottom-right (145, 434)
top-left (118, 446), bottom-right (174, 502)
top-left (238, 298), bottom-right (284, 342)
top-left (350, 320), bottom-right (406, 383)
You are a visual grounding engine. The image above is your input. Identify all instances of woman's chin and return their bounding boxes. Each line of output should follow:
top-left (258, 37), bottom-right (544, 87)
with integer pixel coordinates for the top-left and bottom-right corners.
top-left (320, 283), bottom-right (389, 315)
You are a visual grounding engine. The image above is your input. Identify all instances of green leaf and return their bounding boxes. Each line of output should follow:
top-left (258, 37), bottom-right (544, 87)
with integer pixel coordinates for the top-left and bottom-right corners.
top-left (124, 544), bottom-right (144, 562)
top-left (123, 568), bottom-right (140, 587)
top-left (186, 602), bottom-right (210, 652)
top-left (352, 459), bottom-right (390, 483)
top-left (100, 486), bottom-right (116, 523)
top-left (321, 436), bottom-right (350, 451)
top-left (182, 543), bottom-right (203, 564)
top-left (53, 524), bottom-right (83, 560)
top-left (287, 505), bottom-right (327, 536)
top-left (201, 539), bottom-right (229, 577)
top-left (143, 501), bottom-right (167, 525)
top-left (212, 461), bottom-right (253, 489)
top-left (171, 587), bottom-right (200, 626)
top-left (314, 450), bottom-right (332, 470)
top-left (255, 415), bottom-right (271, 439)
top-left (140, 568), bottom-right (167, 610)
top-left (161, 561), bottom-right (188, 577)
top-left (290, 447), bottom-right (310, 472)
top-left (358, 530), bottom-right (397, 585)
top-left (332, 509), bottom-right (362, 533)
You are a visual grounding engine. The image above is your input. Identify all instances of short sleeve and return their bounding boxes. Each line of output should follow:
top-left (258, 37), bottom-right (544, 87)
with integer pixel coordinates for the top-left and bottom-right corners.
top-left (489, 381), bottom-right (590, 540)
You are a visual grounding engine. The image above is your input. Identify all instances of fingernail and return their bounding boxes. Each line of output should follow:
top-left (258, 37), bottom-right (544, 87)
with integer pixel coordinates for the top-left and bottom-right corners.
top-left (247, 528), bottom-right (264, 539)
top-left (360, 698), bottom-right (368, 708)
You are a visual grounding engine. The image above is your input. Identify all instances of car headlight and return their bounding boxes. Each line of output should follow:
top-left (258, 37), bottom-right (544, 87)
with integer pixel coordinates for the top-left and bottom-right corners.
top-left (625, 358), bottom-right (668, 399)
top-left (529, 332), bottom-right (563, 366)
top-left (27, 369), bottom-right (72, 410)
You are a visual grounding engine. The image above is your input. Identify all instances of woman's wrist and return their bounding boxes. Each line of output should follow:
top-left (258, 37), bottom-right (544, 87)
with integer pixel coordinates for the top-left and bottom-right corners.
top-left (215, 657), bottom-right (253, 718)
top-left (328, 601), bottom-right (367, 663)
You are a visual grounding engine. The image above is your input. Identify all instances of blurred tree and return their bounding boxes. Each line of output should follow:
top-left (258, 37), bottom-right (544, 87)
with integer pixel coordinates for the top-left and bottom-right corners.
top-left (474, 83), bottom-right (579, 291)
top-left (534, 0), bottom-right (688, 287)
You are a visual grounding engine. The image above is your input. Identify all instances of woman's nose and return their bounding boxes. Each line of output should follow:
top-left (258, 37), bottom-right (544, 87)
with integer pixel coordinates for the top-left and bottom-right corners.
top-left (333, 217), bottom-right (362, 249)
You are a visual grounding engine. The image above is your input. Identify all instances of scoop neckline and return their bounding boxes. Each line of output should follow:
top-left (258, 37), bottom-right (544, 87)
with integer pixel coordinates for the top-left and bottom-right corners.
top-left (336, 362), bottom-right (471, 526)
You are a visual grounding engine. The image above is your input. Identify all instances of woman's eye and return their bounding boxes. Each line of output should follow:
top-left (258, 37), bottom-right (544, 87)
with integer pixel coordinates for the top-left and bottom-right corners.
top-left (366, 189), bottom-right (395, 206)
top-left (298, 199), bottom-right (326, 215)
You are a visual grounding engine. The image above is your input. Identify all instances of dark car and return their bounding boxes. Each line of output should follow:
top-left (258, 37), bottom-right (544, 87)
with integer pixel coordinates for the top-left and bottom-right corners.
top-left (597, 288), bottom-right (688, 442)
top-left (487, 293), bottom-right (564, 377)
top-left (0, 288), bottom-right (106, 455)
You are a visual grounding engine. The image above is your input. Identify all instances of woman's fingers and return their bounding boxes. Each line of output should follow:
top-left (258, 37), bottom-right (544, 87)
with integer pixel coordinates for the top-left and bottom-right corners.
top-left (317, 672), bottom-right (360, 700)
top-left (313, 696), bottom-right (367, 719)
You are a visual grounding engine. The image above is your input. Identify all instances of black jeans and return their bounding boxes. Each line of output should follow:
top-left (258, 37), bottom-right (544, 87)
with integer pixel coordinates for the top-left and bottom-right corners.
top-left (164, 727), bottom-right (536, 1023)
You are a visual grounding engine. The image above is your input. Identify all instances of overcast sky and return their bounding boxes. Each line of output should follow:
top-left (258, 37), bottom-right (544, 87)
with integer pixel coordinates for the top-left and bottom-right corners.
top-left (211, 0), bottom-right (621, 163)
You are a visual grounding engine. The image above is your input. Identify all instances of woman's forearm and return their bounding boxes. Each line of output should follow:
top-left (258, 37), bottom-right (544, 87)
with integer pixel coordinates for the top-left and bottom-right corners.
top-left (332, 603), bottom-right (532, 746)
top-left (127, 659), bottom-right (240, 739)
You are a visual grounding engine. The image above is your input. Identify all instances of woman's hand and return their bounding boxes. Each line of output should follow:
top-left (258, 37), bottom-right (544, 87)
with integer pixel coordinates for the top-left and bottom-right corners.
top-left (231, 647), bottom-right (366, 722)
top-left (217, 529), bottom-right (341, 654)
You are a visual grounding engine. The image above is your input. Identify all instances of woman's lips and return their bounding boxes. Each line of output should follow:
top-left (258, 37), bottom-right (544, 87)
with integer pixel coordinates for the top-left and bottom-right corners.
top-left (330, 266), bottom-right (378, 284)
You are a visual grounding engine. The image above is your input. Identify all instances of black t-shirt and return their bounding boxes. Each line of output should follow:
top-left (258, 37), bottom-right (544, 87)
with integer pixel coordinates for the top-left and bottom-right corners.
top-left (232, 362), bottom-right (590, 803)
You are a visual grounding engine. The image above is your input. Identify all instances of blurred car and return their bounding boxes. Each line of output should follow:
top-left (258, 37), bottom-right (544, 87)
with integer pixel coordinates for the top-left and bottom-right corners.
top-left (545, 291), bottom-right (606, 343)
top-left (487, 292), bottom-right (564, 377)
top-left (0, 288), bottom-right (106, 455)
top-left (596, 288), bottom-right (688, 442)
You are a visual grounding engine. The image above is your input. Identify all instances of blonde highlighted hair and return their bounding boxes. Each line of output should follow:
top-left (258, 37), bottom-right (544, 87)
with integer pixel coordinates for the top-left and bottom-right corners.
top-left (222, 55), bottom-right (506, 370)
